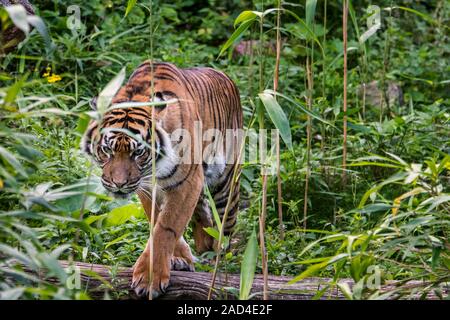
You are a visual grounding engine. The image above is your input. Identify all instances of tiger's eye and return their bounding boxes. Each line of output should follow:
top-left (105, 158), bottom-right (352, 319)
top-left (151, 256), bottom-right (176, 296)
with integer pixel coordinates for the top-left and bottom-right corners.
top-left (101, 145), bottom-right (112, 155)
top-left (134, 148), bottom-right (145, 157)
top-left (154, 92), bottom-right (167, 110)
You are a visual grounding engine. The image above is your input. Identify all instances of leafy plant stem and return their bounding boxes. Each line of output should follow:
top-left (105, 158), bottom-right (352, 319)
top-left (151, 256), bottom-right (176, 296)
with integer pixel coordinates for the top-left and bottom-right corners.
top-left (342, 0), bottom-right (348, 187)
top-left (274, 0), bottom-right (284, 240)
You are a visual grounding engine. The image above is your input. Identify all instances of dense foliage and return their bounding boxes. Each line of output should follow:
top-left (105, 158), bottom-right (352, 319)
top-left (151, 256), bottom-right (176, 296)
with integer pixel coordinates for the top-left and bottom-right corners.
top-left (0, 0), bottom-right (448, 300)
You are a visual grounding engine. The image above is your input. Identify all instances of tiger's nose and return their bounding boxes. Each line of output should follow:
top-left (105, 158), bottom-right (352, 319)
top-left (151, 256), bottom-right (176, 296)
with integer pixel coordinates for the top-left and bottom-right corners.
top-left (112, 178), bottom-right (128, 188)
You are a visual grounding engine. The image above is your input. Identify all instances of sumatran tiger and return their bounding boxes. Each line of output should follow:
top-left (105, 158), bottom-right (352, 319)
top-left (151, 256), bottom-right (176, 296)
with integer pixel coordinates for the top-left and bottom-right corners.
top-left (82, 61), bottom-right (243, 298)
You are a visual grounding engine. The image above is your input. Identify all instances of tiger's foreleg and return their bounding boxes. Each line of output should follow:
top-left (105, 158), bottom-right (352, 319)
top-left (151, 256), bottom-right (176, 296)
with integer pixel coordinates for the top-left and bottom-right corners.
top-left (136, 191), bottom-right (194, 268)
top-left (132, 192), bottom-right (160, 295)
top-left (132, 167), bottom-right (203, 298)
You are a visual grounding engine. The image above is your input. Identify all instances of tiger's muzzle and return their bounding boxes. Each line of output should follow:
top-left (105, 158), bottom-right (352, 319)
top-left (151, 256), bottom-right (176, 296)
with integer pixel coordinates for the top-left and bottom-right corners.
top-left (101, 151), bottom-right (142, 198)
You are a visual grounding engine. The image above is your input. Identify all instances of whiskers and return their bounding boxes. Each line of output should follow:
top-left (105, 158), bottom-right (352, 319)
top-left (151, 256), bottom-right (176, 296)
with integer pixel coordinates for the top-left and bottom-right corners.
top-left (136, 174), bottom-right (165, 201)
top-left (136, 188), bottom-right (151, 202)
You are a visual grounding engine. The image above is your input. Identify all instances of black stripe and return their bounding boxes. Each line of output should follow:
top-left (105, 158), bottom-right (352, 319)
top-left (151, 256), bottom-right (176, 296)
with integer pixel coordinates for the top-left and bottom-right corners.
top-left (213, 167), bottom-right (234, 193)
top-left (129, 118), bottom-right (146, 126)
top-left (162, 164), bottom-right (195, 191)
top-left (128, 111), bottom-right (150, 118)
top-left (158, 164), bottom-right (179, 180)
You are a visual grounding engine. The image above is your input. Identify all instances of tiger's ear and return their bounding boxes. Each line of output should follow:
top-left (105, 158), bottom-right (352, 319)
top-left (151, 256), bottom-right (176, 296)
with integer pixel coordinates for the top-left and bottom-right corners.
top-left (89, 96), bottom-right (98, 110)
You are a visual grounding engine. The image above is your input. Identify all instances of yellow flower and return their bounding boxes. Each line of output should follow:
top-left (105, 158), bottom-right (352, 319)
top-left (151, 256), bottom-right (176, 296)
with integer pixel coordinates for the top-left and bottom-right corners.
top-left (0, 179), bottom-right (3, 189)
top-left (47, 74), bottom-right (62, 83)
top-left (43, 66), bottom-right (52, 78)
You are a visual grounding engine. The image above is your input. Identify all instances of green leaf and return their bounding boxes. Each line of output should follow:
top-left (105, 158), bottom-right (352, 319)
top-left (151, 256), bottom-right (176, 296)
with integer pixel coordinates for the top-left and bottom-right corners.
top-left (0, 146), bottom-right (27, 178)
top-left (105, 232), bottom-right (131, 249)
top-left (420, 195), bottom-right (450, 213)
top-left (204, 185), bottom-right (222, 230)
top-left (283, 8), bottom-right (324, 57)
top-left (0, 244), bottom-right (34, 267)
top-left (348, 161), bottom-right (402, 169)
top-left (203, 227), bottom-right (219, 240)
top-left (26, 15), bottom-right (52, 48)
top-left (337, 282), bottom-right (353, 300)
top-left (239, 229), bottom-right (258, 300)
top-left (289, 253), bottom-right (348, 284)
top-left (258, 91), bottom-right (293, 150)
top-left (37, 252), bottom-right (67, 283)
top-left (390, 6), bottom-right (440, 27)
top-left (4, 5), bottom-right (29, 35)
top-left (5, 76), bottom-right (26, 105)
top-left (97, 67), bottom-right (126, 114)
top-left (305, 0), bottom-right (317, 29)
top-left (353, 203), bottom-right (391, 214)
top-left (358, 171), bottom-right (408, 208)
top-left (263, 89), bottom-right (336, 129)
top-left (431, 247), bottom-right (441, 271)
top-left (234, 10), bottom-right (257, 28)
top-left (218, 19), bottom-right (255, 58)
top-left (125, 0), bottom-right (138, 18)
top-left (80, 269), bottom-right (113, 289)
top-left (104, 203), bottom-right (144, 226)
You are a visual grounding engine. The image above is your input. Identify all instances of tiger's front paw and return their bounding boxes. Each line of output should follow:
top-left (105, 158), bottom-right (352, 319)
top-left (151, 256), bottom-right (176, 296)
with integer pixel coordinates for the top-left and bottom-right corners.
top-left (131, 252), bottom-right (170, 299)
top-left (131, 251), bottom-right (150, 297)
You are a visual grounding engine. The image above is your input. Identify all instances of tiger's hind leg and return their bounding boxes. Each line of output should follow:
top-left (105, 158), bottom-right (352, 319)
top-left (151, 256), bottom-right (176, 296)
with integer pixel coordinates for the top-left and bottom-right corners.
top-left (211, 165), bottom-right (240, 237)
top-left (192, 194), bottom-right (215, 254)
top-left (192, 166), bottom-right (241, 254)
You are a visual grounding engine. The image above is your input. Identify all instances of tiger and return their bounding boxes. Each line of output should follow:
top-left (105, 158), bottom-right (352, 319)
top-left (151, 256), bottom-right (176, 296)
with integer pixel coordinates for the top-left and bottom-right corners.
top-left (82, 61), bottom-right (243, 298)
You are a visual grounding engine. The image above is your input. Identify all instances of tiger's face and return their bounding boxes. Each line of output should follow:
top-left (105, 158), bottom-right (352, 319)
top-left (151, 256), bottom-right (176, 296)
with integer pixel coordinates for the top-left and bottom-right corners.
top-left (94, 130), bottom-right (155, 198)
top-left (82, 105), bottom-right (168, 199)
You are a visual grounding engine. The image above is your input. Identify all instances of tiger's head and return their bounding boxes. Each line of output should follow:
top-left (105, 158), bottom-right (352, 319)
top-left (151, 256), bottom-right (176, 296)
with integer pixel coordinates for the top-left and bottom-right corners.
top-left (81, 61), bottom-right (199, 198)
top-left (81, 92), bottom-right (176, 199)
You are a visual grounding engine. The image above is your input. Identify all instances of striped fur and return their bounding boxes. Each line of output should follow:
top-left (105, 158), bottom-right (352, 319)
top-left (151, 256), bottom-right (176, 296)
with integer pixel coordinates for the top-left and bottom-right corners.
top-left (82, 61), bottom-right (243, 297)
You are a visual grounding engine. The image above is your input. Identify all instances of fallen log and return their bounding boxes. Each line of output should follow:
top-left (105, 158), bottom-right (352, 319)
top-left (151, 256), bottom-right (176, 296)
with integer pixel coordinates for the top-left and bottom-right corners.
top-left (45, 261), bottom-right (445, 300)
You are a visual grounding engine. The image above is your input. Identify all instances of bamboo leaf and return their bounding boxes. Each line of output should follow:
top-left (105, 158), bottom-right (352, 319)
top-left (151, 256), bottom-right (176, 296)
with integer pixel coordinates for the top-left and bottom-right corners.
top-left (234, 10), bottom-right (257, 28)
top-left (0, 287), bottom-right (26, 300)
top-left (305, 0), bottom-right (317, 29)
top-left (264, 89), bottom-right (336, 129)
top-left (358, 172), bottom-right (408, 208)
top-left (258, 92), bottom-right (293, 150)
top-left (4, 5), bottom-right (29, 34)
top-left (283, 8), bottom-right (324, 57)
top-left (97, 67), bottom-right (126, 114)
top-left (105, 232), bottom-right (132, 249)
top-left (203, 227), bottom-right (219, 240)
top-left (289, 253), bottom-right (349, 284)
top-left (239, 229), bottom-right (258, 300)
top-left (26, 15), bottom-right (52, 49)
top-left (337, 282), bottom-right (353, 300)
top-left (390, 6), bottom-right (441, 27)
top-left (218, 19), bottom-right (255, 57)
top-left (0, 146), bottom-right (27, 178)
top-left (125, 0), bottom-right (138, 18)
top-left (204, 185), bottom-right (222, 231)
